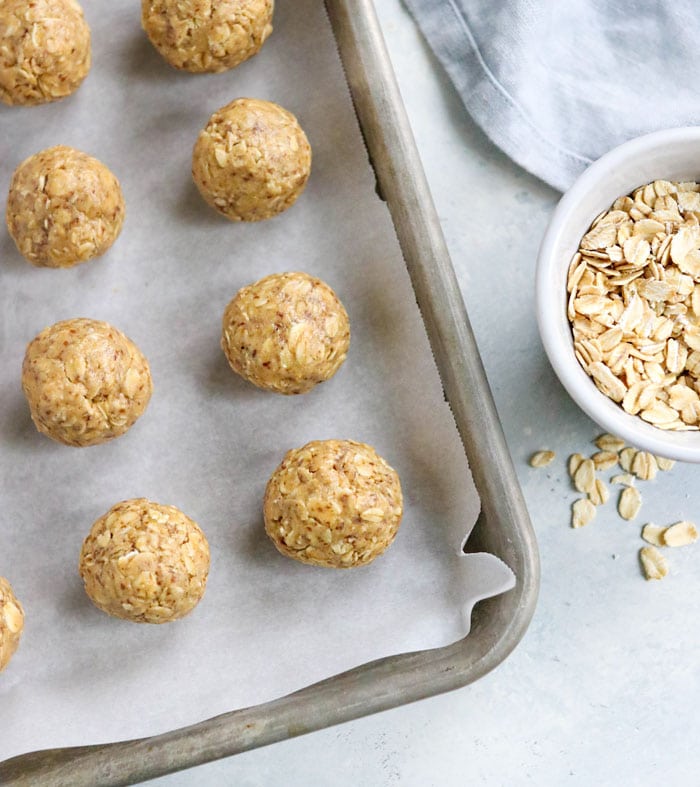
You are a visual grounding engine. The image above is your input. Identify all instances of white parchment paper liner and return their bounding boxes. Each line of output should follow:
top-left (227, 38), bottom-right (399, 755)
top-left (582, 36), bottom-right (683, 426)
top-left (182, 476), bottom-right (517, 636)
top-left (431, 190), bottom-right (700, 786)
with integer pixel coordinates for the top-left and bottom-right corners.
top-left (0, 0), bottom-right (514, 758)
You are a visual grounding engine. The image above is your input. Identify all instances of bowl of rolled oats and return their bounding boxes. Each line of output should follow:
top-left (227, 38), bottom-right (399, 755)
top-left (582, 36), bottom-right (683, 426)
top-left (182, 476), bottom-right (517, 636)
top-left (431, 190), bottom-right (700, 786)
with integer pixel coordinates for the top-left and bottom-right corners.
top-left (537, 127), bottom-right (700, 462)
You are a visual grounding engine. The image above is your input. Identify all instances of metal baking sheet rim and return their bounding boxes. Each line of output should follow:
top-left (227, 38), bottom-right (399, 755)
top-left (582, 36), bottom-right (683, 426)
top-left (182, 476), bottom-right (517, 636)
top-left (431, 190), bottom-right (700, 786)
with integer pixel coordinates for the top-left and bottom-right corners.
top-left (0, 1), bottom-right (540, 784)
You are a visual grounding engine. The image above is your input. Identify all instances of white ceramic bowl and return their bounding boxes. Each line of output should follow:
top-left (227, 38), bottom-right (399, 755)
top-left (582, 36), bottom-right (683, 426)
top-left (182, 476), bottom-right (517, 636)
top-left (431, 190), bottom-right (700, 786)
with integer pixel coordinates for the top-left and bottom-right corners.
top-left (536, 127), bottom-right (700, 463)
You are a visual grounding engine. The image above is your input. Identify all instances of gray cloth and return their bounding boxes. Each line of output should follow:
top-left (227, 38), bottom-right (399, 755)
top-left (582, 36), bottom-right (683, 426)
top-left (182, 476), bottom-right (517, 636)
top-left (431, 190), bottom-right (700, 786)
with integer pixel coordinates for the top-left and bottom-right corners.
top-left (404, 0), bottom-right (700, 192)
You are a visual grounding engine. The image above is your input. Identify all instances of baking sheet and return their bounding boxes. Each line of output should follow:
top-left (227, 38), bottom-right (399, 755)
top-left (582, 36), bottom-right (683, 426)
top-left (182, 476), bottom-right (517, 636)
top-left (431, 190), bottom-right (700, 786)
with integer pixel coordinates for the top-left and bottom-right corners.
top-left (0, 0), bottom-right (514, 759)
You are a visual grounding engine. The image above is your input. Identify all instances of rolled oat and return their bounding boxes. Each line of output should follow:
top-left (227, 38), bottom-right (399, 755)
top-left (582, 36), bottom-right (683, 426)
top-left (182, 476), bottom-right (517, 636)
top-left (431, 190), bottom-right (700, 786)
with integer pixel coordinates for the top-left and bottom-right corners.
top-left (662, 521), bottom-right (698, 547)
top-left (618, 486), bottom-right (642, 520)
top-left (572, 498), bottom-right (596, 528)
top-left (530, 450), bottom-right (555, 467)
top-left (641, 523), bottom-right (666, 546)
top-left (0, 578), bottom-right (24, 672)
top-left (574, 458), bottom-right (596, 494)
top-left (639, 546), bottom-right (669, 580)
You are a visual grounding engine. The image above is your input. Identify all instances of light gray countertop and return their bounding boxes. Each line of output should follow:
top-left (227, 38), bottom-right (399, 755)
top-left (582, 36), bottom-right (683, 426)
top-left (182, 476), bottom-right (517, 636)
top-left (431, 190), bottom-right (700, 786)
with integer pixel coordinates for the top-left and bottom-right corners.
top-left (156, 2), bottom-right (700, 784)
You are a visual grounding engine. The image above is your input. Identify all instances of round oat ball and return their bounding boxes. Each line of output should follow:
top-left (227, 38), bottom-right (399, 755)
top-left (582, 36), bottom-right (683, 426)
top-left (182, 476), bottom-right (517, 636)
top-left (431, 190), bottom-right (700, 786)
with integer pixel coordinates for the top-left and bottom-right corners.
top-left (192, 98), bottom-right (311, 222)
top-left (21, 318), bottom-right (152, 447)
top-left (0, 0), bottom-right (91, 106)
top-left (0, 577), bottom-right (25, 673)
top-left (6, 146), bottom-right (125, 269)
top-left (221, 272), bottom-right (350, 394)
top-left (142, 0), bottom-right (273, 74)
top-left (264, 440), bottom-right (403, 569)
top-left (79, 499), bottom-right (210, 624)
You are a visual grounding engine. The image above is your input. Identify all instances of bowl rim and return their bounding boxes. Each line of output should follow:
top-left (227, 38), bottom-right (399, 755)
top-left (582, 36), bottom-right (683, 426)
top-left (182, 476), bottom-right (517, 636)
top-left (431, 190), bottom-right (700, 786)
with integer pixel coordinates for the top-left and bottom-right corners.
top-left (536, 126), bottom-right (700, 463)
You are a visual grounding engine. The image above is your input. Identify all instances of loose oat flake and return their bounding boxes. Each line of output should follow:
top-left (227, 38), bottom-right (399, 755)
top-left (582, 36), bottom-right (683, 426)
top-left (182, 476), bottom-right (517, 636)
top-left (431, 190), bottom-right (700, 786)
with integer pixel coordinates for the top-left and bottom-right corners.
top-left (662, 521), bottom-right (699, 547)
top-left (655, 455), bottom-right (676, 471)
top-left (619, 447), bottom-right (637, 472)
top-left (631, 451), bottom-right (658, 481)
top-left (529, 450), bottom-right (555, 468)
top-left (568, 453), bottom-right (585, 479)
top-left (618, 486), bottom-right (642, 520)
top-left (641, 523), bottom-right (666, 546)
top-left (592, 450), bottom-right (619, 471)
top-left (611, 473), bottom-right (635, 486)
top-left (573, 458), bottom-right (596, 494)
top-left (639, 546), bottom-right (669, 580)
top-left (594, 434), bottom-right (626, 452)
top-left (569, 180), bottom-right (700, 432)
top-left (589, 478), bottom-right (610, 506)
top-left (572, 498), bottom-right (596, 528)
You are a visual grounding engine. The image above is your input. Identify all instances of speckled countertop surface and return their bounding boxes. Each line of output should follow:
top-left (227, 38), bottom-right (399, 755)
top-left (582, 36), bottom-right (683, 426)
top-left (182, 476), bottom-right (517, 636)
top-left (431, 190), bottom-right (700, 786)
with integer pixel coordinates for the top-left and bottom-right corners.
top-left (154, 2), bottom-right (700, 784)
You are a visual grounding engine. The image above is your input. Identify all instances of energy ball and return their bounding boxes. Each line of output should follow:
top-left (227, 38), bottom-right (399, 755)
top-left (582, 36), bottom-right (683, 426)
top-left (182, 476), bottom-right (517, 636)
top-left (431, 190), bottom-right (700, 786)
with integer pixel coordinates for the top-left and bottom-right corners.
top-left (21, 318), bottom-right (152, 447)
top-left (79, 499), bottom-right (210, 624)
top-left (221, 272), bottom-right (350, 394)
top-left (6, 146), bottom-right (125, 269)
top-left (0, 578), bottom-right (24, 673)
top-left (142, 0), bottom-right (273, 74)
top-left (264, 440), bottom-right (403, 569)
top-left (0, 0), bottom-right (91, 106)
top-left (192, 98), bottom-right (311, 222)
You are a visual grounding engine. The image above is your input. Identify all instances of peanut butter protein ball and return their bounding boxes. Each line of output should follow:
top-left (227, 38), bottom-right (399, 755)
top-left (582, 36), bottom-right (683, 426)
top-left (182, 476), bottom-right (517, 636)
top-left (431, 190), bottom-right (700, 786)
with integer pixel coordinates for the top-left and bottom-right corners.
top-left (142, 0), bottom-right (273, 73)
top-left (222, 272), bottom-right (350, 394)
top-left (0, 577), bottom-right (25, 673)
top-left (6, 146), bottom-right (125, 268)
top-left (22, 319), bottom-right (152, 447)
top-left (192, 98), bottom-right (311, 221)
top-left (79, 499), bottom-right (210, 624)
top-left (264, 440), bottom-right (403, 568)
top-left (0, 0), bottom-right (91, 106)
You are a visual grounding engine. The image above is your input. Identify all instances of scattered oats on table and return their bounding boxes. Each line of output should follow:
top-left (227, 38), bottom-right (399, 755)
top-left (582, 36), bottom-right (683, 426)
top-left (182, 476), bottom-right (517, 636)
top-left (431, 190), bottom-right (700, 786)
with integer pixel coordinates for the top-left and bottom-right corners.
top-left (142, 0), bottom-right (273, 73)
top-left (529, 433), bottom-right (696, 580)
top-left (0, 0), bottom-right (91, 106)
top-left (21, 318), bottom-right (152, 447)
top-left (263, 439), bottom-right (403, 569)
top-left (568, 180), bottom-right (700, 431)
top-left (221, 272), bottom-right (350, 395)
top-left (0, 577), bottom-right (24, 673)
top-left (192, 98), bottom-right (311, 222)
top-left (79, 499), bottom-right (211, 624)
top-left (6, 146), bottom-right (125, 268)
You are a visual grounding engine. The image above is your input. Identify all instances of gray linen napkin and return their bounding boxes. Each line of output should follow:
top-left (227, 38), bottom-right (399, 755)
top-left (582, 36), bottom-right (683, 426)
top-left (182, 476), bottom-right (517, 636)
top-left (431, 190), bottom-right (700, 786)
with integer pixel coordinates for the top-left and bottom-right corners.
top-left (403, 0), bottom-right (700, 191)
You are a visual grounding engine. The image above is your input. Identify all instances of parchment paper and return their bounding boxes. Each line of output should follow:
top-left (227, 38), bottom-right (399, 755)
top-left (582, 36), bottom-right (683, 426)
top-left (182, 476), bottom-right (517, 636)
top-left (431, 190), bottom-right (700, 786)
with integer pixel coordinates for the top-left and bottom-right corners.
top-left (0, 0), bottom-right (514, 759)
